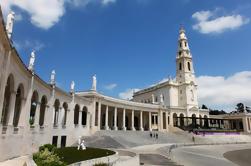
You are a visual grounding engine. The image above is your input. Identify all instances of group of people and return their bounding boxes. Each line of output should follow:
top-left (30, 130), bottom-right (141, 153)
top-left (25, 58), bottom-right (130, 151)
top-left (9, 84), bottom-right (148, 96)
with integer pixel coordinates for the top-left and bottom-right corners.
top-left (149, 132), bottom-right (159, 139)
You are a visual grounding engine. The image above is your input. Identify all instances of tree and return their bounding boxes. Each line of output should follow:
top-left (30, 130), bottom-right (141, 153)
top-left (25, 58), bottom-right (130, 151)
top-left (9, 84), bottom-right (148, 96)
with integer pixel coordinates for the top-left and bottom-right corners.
top-left (201, 104), bottom-right (208, 109)
top-left (209, 109), bottom-right (226, 115)
top-left (246, 106), bottom-right (251, 113)
top-left (33, 149), bottom-right (66, 166)
top-left (236, 103), bottom-right (245, 112)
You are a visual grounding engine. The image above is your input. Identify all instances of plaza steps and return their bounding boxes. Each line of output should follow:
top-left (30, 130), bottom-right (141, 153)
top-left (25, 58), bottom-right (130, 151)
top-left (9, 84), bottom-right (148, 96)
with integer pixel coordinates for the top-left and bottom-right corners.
top-left (83, 130), bottom-right (193, 149)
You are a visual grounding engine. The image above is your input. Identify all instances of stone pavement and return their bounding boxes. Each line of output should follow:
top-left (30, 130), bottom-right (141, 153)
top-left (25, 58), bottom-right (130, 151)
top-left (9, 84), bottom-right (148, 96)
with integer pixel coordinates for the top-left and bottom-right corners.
top-left (170, 144), bottom-right (251, 166)
top-left (224, 149), bottom-right (251, 166)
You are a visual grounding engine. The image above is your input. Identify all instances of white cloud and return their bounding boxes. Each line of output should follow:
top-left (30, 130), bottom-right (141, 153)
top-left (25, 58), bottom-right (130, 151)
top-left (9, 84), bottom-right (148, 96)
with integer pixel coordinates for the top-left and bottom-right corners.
top-left (119, 88), bottom-right (140, 100)
top-left (101, 0), bottom-right (116, 5)
top-left (192, 9), bottom-right (250, 34)
top-left (1, 0), bottom-right (65, 29)
top-left (1, 0), bottom-right (116, 29)
top-left (197, 71), bottom-right (251, 111)
top-left (104, 83), bottom-right (117, 90)
top-left (14, 40), bottom-right (45, 51)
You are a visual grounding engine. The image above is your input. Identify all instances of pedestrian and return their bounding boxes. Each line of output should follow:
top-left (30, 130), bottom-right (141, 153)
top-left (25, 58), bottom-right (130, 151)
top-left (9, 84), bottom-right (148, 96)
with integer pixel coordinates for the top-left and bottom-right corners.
top-left (192, 136), bottom-right (195, 143)
top-left (156, 133), bottom-right (158, 139)
top-left (150, 132), bottom-right (152, 138)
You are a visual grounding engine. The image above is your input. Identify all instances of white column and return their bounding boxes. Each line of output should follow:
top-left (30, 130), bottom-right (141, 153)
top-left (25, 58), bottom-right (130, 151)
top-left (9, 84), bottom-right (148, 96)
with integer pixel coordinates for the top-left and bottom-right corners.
top-left (140, 111), bottom-right (143, 131)
top-left (122, 108), bottom-right (126, 130)
top-left (18, 98), bottom-right (27, 127)
top-left (78, 110), bottom-right (82, 126)
top-left (52, 107), bottom-right (55, 125)
top-left (149, 112), bottom-right (152, 131)
top-left (7, 91), bottom-right (17, 126)
top-left (113, 107), bottom-right (118, 130)
top-left (131, 110), bottom-right (135, 131)
top-left (159, 111), bottom-right (163, 131)
top-left (61, 108), bottom-right (66, 126)
top-left (97, 102), bottom-right (101, 129)
top-left (170, 113), bottom-right (174, 127)
top-left (105, 105), bottom-right (109, 130)
top-left (34, 102), bottom-right (41, 126)
top-left (166, 113), bottom-right (169, 131)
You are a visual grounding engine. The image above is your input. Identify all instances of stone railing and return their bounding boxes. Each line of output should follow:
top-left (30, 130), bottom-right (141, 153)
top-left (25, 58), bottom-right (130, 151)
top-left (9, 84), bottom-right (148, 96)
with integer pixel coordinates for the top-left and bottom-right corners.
top-left (70, 153), bottom-right (119, 166)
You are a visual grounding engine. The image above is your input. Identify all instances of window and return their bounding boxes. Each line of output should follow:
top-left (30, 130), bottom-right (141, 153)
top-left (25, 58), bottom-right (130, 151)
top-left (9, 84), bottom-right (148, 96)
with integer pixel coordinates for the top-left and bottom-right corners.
top-left (155, 96), bottom-right (158, 102)
top-left (179, 51), bottom-right (182, 56)
top-left (188, 62), bottom-right (191, 71)
top-left (52, 136), bottom-right (58, 147)
top-left (185, 42), bottom-right (187, 47)
top-left (61, 136), bottom-right (67, 148)
top-left (180, 42), bottom-right (182, 48)
top-left (179, 63), bottom-right (182, 70)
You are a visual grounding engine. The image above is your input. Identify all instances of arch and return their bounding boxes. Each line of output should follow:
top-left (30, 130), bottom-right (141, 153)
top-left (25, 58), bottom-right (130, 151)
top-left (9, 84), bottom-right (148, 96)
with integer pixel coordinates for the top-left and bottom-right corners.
top-left (13, 84), bottom-right (24, 127)
top-left (134, 116), bottom-right (139, 129)
top-left (180, 113), bottom-right (184, 127)
top-left (1, 74), bottom-right (14, 126)
top-left (53, 99), bottom-right (60, 126)
top-left (204, 115), bottom-right (209, 128)
top-left (173, 113), bottom-right (178, 127)
top-left (39, 96), bottom-right (47, 127)
top-left (125, 116), bottom-right (129, 128)
top-left (187, 62), bottom-right (191, 71)
top-left (74, 104), bottom-right (80, 125)
top-left (82, 106), bottom-right (87, 126)
top-left (62, 102), bottom-right (68, 126)
top-left (199, 115), bottom-right (203, 127)
top-left (29, 90), bottom-right (39, 126)
top-left (192, 114), bottom-right (196, 127)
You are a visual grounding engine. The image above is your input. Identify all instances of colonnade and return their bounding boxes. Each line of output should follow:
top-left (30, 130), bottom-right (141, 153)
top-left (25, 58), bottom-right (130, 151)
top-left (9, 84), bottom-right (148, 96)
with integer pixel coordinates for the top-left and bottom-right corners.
top-left (94, 102), bottom-right (169, 131)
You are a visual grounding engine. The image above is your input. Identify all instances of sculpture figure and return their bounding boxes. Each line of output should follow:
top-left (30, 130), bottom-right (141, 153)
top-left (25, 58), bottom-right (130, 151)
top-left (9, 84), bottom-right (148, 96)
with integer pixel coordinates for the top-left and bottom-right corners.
top-left (91, 74), bottom-right (97, 91)
top-left (70, 81), bottom-right (75, 93)
top-left (50, 70), bottom-right (56, 85)
top-left (28, 50), bottom-right (36, 71)
top-left (6, 11), bottom-right (15, 39)
top-left (160, 94), bottom-right (164, 104)
top-left (152, 94), bottom-right (155, 104)
top-left (77, 136), bottom-right (86, 150)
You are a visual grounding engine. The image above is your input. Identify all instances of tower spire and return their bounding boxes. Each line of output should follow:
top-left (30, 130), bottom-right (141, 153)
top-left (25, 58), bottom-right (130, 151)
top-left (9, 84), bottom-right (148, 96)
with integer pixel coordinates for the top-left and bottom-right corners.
top-left (177, 26), bottom-right (191, 59)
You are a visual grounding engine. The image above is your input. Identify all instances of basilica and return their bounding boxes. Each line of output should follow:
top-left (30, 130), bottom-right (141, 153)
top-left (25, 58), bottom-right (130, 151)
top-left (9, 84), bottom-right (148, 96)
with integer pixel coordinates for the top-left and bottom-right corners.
top-left (2, 7), bottom-right (250, 162)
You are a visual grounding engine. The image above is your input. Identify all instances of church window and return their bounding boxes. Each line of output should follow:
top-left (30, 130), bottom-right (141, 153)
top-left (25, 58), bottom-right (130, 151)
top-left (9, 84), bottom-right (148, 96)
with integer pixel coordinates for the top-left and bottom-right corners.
top-left (188, 62), bottom-right (191, 71)
top-left (155, 96), bottom-right (158, 102)
top-left (179, 63), bottom-right (182, 70)
top-left (179, 51), bottom-right (182, 56)
top-left (185, 42), bottom-right (187, 47)
top-left (180, 42), bottom-right (182, 48)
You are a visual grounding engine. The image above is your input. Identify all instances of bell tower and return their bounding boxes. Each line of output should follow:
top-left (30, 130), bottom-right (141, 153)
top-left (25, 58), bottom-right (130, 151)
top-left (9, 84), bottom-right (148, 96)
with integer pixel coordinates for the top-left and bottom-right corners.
top-left (176, 27), bottom-right (198, 109)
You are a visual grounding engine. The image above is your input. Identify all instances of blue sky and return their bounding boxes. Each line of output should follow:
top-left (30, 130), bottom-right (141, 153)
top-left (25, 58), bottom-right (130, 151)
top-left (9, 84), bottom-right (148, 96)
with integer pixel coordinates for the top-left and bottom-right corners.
top-left (1, 0), bottom-right (251, 110)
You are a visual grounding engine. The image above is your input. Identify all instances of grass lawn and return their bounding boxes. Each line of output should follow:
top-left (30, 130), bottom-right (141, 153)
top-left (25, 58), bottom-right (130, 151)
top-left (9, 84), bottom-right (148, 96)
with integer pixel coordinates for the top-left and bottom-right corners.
top-left (54, 147), bottom-right (115, 164)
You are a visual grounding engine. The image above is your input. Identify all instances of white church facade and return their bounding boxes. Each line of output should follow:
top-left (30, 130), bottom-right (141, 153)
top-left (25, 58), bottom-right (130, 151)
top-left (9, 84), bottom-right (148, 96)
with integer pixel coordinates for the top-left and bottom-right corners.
top-left (0, 8), bottom-right (212, 161)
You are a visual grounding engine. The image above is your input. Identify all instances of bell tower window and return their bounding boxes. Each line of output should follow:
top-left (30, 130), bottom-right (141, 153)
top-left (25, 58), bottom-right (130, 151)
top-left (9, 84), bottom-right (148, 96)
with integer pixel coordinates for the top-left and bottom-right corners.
top-left (179, 63), bottom-right (182, 70)
top-left (188, 62), bottom-right (191, 71)
top-left (180, 42), bottom-right (182, 48)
